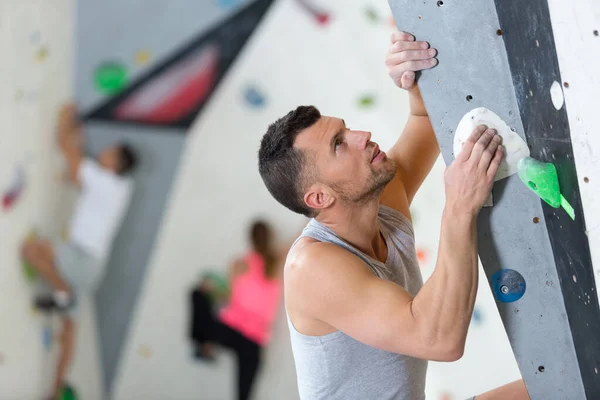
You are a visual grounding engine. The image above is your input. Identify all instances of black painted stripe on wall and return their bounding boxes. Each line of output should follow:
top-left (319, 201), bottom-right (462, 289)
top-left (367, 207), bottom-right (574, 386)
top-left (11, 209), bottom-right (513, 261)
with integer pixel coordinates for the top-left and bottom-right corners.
top-left (494, 0), bottom-right (600, 396)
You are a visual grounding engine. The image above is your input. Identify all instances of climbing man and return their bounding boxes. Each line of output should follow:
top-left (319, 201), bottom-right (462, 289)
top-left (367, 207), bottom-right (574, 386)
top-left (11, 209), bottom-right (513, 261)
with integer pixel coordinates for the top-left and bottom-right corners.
top-left (21, 104), bottom-right (137, 400)
top-left (257, 31), bottom-right (529, 399)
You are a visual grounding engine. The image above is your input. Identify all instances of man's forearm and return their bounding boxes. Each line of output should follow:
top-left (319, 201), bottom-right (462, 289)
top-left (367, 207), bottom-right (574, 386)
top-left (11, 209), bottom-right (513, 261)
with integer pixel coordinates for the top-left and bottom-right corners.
top-left (408, 87), bottom-right (428, 117)
top-left (410, 207), bottom-right (478, 359)
top-left (58, 128), bottom-right (70, 150)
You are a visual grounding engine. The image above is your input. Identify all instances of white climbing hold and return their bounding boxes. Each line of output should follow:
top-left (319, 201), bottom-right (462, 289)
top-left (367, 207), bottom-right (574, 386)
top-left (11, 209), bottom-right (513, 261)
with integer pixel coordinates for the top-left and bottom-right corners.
top-left (454, 107), bottom-right (530, 181)
top-left (550, 81), bottom-right (564, 110)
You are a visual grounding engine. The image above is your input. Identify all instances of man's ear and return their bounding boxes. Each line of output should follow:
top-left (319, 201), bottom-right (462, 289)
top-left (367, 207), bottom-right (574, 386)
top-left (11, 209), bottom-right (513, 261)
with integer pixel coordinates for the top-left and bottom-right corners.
top-left (304, 183), bottom-right (334, 211)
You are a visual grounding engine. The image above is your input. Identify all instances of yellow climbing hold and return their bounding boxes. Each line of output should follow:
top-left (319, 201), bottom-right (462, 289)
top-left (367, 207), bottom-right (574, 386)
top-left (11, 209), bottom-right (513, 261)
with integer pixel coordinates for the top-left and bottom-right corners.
top-left (138, 344), bottom-right (153, 359)
top-left (36, 46), bottom-right (49, 62)
top-left (134, 50), bottom-right (151, 66)
top-left (60, 225), bottom-right (69, 241)
top-left (15, 89), bottom-right (24, 101)
top-left (30, 304), bottom-right (39, 317)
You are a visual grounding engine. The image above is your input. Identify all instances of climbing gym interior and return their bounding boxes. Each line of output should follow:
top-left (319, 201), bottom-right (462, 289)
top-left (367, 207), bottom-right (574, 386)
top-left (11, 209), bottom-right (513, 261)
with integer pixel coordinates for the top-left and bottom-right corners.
top-left (1, 0), bottom-right (598, 399)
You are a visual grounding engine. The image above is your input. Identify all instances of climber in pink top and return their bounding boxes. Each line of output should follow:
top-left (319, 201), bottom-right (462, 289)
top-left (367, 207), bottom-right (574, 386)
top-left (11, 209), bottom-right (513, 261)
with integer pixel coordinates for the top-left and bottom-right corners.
top-left (189, 220), bottom-right (285, 400)
top-left (219, 248), bottom-right (282, 346)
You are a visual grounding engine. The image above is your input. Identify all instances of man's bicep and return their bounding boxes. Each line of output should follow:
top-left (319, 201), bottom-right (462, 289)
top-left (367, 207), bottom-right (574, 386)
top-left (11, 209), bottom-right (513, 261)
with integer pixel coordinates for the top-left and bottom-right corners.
top-left (322, 272), bottom-right (417, 352)
top-left (296, 246), bottom-right (431, 358)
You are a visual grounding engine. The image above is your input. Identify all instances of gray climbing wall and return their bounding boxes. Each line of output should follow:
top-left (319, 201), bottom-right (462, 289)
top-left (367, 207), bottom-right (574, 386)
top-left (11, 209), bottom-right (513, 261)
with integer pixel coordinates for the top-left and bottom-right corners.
top-left (83, 123), bottom-right (185, 393)
top-left (388, 0), bottom-right (600, 398)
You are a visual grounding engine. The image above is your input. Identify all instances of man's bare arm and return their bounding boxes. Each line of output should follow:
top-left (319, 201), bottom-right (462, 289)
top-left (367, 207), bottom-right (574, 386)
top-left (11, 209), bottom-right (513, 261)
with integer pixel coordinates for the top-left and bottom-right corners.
top-left (386, 87), bottom-right (440, 203)
top-left (57, 105), bottom-right (83, 184)
top-left (288, 126), bottom-right (503, 361)
top-left (380, 32), bottom-right (440, 214)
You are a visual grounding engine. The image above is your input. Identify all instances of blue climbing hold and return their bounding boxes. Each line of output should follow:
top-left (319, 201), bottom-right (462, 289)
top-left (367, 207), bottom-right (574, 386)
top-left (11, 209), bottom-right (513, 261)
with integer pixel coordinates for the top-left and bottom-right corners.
top-left (42, 326), bottom-right (52, 351)
top-left (471, 307), bottom-right (483, 325)
top-left (491, 269), bottom-right (526, 303)
top-left (244, 86), bottom-right (266, 108)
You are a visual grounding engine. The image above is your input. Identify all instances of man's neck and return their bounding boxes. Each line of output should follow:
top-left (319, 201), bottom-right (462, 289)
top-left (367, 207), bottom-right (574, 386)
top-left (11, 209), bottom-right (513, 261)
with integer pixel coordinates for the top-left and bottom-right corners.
top-left (316, 200), bottom-right (387, 262)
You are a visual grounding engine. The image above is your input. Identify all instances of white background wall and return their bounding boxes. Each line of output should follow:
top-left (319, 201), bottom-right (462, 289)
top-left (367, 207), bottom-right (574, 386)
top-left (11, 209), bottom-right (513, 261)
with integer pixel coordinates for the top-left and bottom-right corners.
top-left (112, 1), bottom-right (521, 399)
top-left (0, 1), bottom-right (103, 399)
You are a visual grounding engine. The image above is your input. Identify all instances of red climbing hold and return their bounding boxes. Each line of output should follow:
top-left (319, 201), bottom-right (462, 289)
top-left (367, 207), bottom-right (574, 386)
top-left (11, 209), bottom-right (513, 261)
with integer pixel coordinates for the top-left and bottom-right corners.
top-left (296, 0), bottom-right (331, 26)
top-left (2, 166), bottom-right (25, 211)
top-left (316, 13), bottom-right (330, 25)
top-left (439, 392), bottom-right (454, 400)
top-left (416, 248), bottom-right (427, 264)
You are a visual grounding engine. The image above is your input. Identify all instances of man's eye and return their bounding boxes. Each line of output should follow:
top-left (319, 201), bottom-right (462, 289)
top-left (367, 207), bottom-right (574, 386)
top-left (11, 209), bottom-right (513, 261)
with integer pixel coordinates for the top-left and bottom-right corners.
top-left (335, 139), bottom-right (343, 150)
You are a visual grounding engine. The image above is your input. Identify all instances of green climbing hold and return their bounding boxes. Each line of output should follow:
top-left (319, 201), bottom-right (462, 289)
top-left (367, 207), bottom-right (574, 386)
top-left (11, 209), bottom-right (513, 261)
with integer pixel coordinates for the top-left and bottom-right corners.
top-left (359, 95), bottom-right (375, 108)
top-left (94, 62), bottom-right (128, 94)
top-left (364, 7), bottom-right (379, 23)
top-left (517, 156), bottom-right (575, 220)
top-left (205, 272), bottom-right (228, 292)
top-left (58, 383), bottom-right (78, 400)
top-left (22, 229), bottom-right (38, 282)
top-left (202, 271), bottom-right (230, 305)
top-left (22, 260), bottom-right (37, 282)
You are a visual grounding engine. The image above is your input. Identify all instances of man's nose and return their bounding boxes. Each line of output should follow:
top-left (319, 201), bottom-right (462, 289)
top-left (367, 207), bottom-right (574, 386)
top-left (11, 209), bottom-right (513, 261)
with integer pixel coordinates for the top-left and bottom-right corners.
top-left (347, 130), bottom-right (372, 149)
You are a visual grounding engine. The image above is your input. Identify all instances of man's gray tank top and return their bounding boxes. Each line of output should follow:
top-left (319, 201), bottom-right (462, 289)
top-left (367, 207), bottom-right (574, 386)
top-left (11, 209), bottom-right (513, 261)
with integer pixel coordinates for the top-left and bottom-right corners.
top-left (287, 205), bottom-right (428, 400)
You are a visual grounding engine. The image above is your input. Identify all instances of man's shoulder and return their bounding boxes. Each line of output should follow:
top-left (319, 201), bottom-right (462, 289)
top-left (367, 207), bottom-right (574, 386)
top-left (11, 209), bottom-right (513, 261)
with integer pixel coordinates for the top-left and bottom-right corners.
top-left (285, 238), bottom-right (368, 286)
top-left (288, 237), bottom-right (355, 266)
top-left (284, 237), bottom-right (374, 332)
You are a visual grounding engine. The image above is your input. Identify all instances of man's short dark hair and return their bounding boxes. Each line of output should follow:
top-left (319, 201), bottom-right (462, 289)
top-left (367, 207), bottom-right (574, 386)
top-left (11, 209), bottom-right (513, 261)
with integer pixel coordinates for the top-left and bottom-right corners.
top-left (117, 143), bottom-right (138, 176)
top-left (258, 106), bottom-right (321, 217)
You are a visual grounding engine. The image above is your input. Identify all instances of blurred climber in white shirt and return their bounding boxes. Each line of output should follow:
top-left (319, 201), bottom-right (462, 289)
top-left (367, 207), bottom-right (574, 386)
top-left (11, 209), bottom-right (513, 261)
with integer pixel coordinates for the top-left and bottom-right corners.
top-left (20, 104), bottom-right (137, 400)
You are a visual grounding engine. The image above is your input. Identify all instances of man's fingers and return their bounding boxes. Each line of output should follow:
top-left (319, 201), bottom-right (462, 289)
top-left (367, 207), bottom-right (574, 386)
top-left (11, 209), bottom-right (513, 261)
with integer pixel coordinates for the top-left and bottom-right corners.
top-left (487, 145), bottom-right (505, 179)
top-left (401, 59), bottom-right (438, 72)
top-left (390, 31), bottom-right (415, 43)
top-left (478, 134), bottom-right (502, 170)
top-left (456, 125), bottom-right (488, 161)
top-left (390, 40), bottom-right (430, 54)
top-left (388, 58), bottom-right (437, 87)
top-left (400, 71), bottom-right (416, 89)
top-left (469, 128), bottom-right (497, 161)
top-left (386, 48), bottom-right (437, 66)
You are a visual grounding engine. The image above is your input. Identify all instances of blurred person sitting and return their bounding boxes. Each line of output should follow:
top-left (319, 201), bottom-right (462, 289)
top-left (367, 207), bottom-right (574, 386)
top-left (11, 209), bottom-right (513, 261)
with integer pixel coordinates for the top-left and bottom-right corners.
top-left (189, 220), bottom-right (286, 400)
top-left (21, 104), bottom-right (137, 400)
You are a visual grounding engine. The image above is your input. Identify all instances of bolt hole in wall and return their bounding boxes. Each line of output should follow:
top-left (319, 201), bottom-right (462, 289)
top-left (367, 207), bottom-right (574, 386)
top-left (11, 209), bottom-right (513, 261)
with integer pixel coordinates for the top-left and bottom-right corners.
top-left (563, 82), bottom-right (570, 88)
top-left (538, 366), bottom-right (545, 373)
top-left (594, 30), bottom-right (599, 36)
top-left (584, 177), bottom-right (589, 183)
top-left (496, 29), bottom-right (503, 36)
top-left (437, 1), bottom-right (444, 7)
top-left (466, 95), bottom-right (473, 102)
top-left (533, 217), bottom-right (540, 224)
